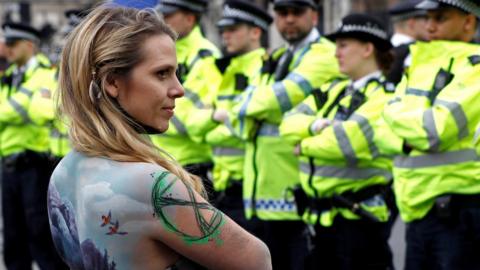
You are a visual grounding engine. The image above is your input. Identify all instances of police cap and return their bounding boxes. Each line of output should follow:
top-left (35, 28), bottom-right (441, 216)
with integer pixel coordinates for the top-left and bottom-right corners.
top-left (416, 0), bottom-right (480, 17)
top-left (389, 0), bottom-right (427, 21)
top-left (156, 0), bottom-right (208, 15)
top-left (217, 0), bottom-right (273, 31)
top-left (2, 22), bottom-right (41, 46)
top-left (326, 13), bottom-right (392, 51)
top-left (271, 0), bottom-right (318, 10)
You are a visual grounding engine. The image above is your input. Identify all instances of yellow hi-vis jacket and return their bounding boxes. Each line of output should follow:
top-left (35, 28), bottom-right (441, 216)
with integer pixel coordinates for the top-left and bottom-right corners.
top-left (151, 25), bottom-right (220, 165)
top-left (0, 54), bottom-right (57, 157)
top-left (186, 48), bottom-right (266, 192)
top-left (280, 75), bottom-right (395, 226)
top-left (381, 41), bottom-right (480, 222)
top-left (231, 33), bottom-right (341, 221)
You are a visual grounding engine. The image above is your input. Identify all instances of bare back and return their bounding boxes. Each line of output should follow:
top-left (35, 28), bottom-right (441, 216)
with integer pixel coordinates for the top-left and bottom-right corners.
top-left (48, 150), bottom-right (270, 270)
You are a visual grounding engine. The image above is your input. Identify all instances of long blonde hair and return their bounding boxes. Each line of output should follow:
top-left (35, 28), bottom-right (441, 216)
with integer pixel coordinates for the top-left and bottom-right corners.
top-left (58, 5), bottom-right (205, 195)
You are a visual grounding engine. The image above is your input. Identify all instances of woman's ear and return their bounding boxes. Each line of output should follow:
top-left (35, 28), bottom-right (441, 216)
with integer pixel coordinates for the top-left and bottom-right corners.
top-left (103, 75), bottom-right (121, 98)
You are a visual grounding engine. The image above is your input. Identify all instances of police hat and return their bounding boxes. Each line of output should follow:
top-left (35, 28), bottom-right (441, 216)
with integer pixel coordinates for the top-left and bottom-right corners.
top-left (326, 13), bottom-right (392, 51)
top-left (217, 0), bottom-right (273, 31)
top-left (156, 0), bottom-right (208, 15)
top-left (2, 22), bottom-right (41, 46)
top-left (271, 0), bottom-right (318, 10)
top-left (416, 0), bottom-right (480, 17)
top-left (389, 0), bottom-right (427, 21)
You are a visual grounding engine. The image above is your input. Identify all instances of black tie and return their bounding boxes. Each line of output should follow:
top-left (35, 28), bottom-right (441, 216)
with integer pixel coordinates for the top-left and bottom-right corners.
top-left (274, 48), bottom-right (293, 81)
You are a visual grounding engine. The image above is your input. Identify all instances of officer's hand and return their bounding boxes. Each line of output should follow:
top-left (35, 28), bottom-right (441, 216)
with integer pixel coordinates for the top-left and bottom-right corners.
top-left (213, 109), bottom-right (229, 123)
top-left (310, 118), bottom-right (331, 134)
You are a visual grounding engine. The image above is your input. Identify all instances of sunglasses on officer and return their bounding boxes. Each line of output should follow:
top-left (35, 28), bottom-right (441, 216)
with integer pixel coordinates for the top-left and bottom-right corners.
top-left (274, 6), bottom-right (309, 17)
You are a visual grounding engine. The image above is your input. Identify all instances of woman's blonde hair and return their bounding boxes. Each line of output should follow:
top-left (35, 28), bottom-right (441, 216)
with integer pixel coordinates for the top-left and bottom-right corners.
top-left (58, 5), bottom-right (205, 195)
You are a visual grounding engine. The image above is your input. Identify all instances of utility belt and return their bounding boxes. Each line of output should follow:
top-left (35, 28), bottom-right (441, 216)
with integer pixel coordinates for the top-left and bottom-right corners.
top-left (291, 184), bottom-right (388, 223)
top-left (2, 150), bottom-right (49, 172)
top-left (434, 193), bottom-right (480, 221)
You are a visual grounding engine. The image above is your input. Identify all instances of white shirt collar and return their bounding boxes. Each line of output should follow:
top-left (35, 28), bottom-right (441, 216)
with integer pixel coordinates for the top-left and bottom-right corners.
top-left (391, 33), bottom-right (415, 47)
top-left (351, 70), bottom-right (382, 90)
top-left (289, 28), bottom-right (320, 53)
top-left (14, 56), bottom-right (37, 74)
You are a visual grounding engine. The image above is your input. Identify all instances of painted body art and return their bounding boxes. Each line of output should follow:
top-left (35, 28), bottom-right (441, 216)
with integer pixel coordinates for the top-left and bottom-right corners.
top-left (151, 171), bottom-right (225, 245)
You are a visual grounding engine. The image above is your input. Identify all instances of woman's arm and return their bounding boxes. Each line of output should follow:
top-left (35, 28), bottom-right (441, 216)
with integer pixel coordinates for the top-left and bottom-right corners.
top-left (149, 171), bottom-right (271, 270)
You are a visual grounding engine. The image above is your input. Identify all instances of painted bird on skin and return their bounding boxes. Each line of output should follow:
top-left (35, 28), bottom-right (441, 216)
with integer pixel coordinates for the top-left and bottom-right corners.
top-left (106, 220), bottom-right (128, 235)
top-left (100, 210), bottom-right (112, 227)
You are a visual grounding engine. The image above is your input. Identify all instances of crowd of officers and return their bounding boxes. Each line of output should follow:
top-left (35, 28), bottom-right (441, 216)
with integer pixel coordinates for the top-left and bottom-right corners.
top-left (0, 0), bottom-right (480, 269)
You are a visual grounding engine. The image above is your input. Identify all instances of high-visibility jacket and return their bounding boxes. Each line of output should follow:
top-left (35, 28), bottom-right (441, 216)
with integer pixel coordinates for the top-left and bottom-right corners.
top-left (187, 48), bottom-right (266, 191)
top-left (231, 34), bottom-right (341, 220)
top-left (151, 25), bottom-right (220, 165)
top-left (27, 68), bottom-right (70, 157)
top-left (381, 41), bottom-right (480, 222)
top-left (0, 54), bottom-right (57, 157)
top-left (280, 75), bottom-right (395, 226)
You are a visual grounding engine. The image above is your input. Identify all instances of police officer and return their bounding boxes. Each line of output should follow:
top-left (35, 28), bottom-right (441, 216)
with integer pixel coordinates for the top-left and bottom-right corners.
top-left (379, 0), bottom-right (480, 269)
top-left (48, 9), bottom-right (88, 167)
top-left (153, 0), bottom-right (220, 194)
top-left (280, 13), bottom-right (395, 269)
top-left (186, 0), bottom-right (272, 229)
top-left (0, 23), bottom-right (65, 270)
top-left (387, 0), bottom-right (428, 84)
top-left (230, 0), bottom-right (341, 269)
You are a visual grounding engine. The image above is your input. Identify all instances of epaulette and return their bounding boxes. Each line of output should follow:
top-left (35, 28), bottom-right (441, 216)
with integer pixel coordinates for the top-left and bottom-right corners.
top-left (468, 55), bottom-right (480, 66)
top-left (215, 55), bottom-right (233, 74)
top-left (198, 49), bottom-right (213, 58)
top-left (234, 73), bottom-right (248, 91)
top-left (1, 74), bottom-right (13, 86)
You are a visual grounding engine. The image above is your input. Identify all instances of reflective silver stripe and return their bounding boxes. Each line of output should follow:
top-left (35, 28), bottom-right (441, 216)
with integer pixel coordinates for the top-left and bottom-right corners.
top-left (286, 103), bottom-right (315, 117)
top-left (300, 162), bottom-right (392, 180)
top-left (9, 98), bottom-right (31, 123)
top-left (217, 94), bottom-right (237, 101)
top-left (475, 126), bottom-right (480, 143)
top-left (423, 109), bottom-right (440, 151)
top-left (333, 123), bottom-right (357, 165)
top-left (350, 113), bottom-right (379, 158)
top-left (394, 149), bottom-right (479, 168)
top-left (171, 116), bottom-right (187, 135)
top-left (184, 89), bottom-right (204, 108)
top-left (286, 72), bottom-right (312, 96)
top-left (213, 147), bottom-right (245, 156)
top-left (18, 87), bottom-right (33, 98)
top-left (50, 128), bottom-right (68, 139)
top-left (406, 88), bottom-right (430, 97)
top-left (273, 82), bottom-right (292, 113)
top-left (258, 123), bottom-right (279, 137)
top-left (435, 99), bottom-right (469, 140)
top-left (387, 96), bottom-right (401, 105)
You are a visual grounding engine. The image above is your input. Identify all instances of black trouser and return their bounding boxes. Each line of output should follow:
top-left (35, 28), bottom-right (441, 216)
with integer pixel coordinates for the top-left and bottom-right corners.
top-left (253, 219), bottom-right (308, 270)
top-left (1, 151), bottom-right (66, 270)
top-left (215, 181), bottom-right (251, 231)
top-left (307, 216), bottom-right (393, 270)
top-left (184, 162), bottom-right (215, 201)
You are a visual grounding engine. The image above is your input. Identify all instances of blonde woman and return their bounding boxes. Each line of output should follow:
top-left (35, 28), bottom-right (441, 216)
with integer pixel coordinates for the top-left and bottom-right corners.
top-left (47, 5), bottom-right (271, 270)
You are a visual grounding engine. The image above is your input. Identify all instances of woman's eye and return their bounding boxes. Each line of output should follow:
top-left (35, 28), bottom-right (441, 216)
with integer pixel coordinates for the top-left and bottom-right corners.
top-left (157, 68), bottom-right (171, 79)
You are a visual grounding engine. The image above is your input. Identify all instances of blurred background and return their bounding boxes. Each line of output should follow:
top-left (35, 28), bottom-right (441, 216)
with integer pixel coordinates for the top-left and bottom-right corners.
top-left (0, 0), bottom-right (403, 65)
